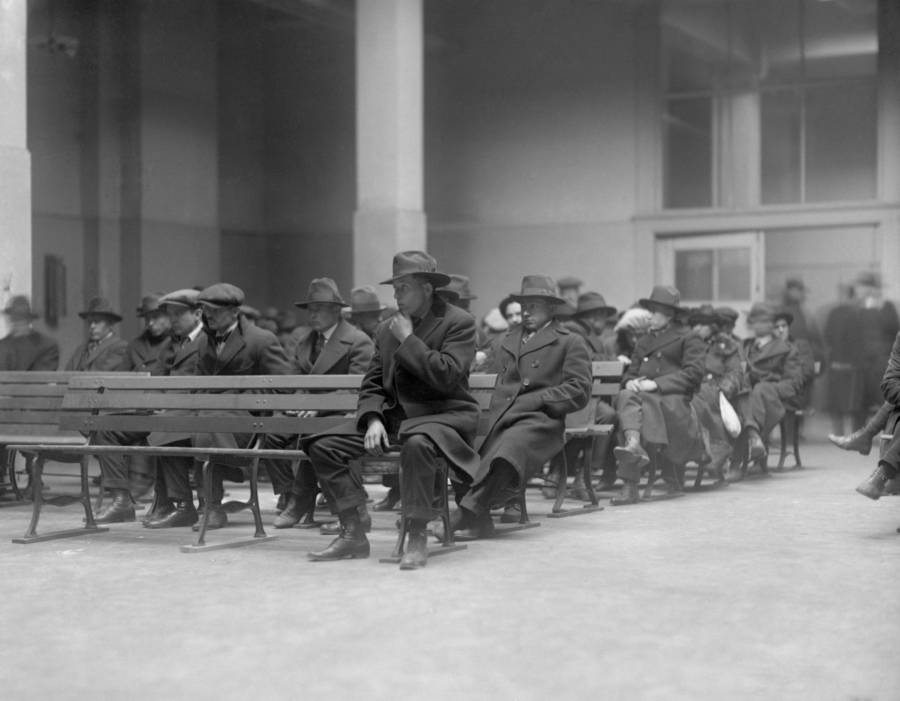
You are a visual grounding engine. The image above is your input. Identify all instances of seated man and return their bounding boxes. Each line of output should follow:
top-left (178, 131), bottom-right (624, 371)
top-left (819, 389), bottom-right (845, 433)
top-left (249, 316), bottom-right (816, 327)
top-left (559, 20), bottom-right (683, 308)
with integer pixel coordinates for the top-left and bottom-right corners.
top-left (446, 275), bottom-right (592, 535)
top-left (611, 286), bottom-right (706, 505)
top-left (64, 297), bottom-right (128, 371)
top-left (302, 251), bottom-right (480, 570)
top-left (0, 295), bottom-right (59, 371)
top-left (738, 303), bottom-right (804, 462)
top-left (267, 278), bottom-right (374, 528)
top-left (773, 309), bottom-right (817, 411)
top-left (855, 330), bottom-right (900, 500)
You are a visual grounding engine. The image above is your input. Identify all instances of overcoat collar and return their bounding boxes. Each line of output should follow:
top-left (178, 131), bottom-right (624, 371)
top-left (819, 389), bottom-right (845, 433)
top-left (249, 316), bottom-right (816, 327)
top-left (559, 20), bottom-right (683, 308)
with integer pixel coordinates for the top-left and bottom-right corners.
top-left (501, 321), bottom-right (565, 360)
top-left (745, 336), bottom-right (791, 362)
top-left (213, 317), bottom-right (250, 370)
top-left (83, 333), bottom-right (120, 366)
top-left (639, 325), bottom-right (683, 355)
top-left (310, 319), bottom-right (355, 374)
top-left (384, 296), bottom-right (448, 389)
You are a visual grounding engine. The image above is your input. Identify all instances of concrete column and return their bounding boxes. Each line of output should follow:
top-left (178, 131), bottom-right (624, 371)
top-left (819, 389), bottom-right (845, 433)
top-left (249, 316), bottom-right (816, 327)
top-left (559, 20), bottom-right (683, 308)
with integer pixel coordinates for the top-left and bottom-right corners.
top-left (353, 0), bottom-right (426, 288)
top-left (0, 0), bottom-right (31, 334)
top-left (878, 0), bottom-right (900, 300)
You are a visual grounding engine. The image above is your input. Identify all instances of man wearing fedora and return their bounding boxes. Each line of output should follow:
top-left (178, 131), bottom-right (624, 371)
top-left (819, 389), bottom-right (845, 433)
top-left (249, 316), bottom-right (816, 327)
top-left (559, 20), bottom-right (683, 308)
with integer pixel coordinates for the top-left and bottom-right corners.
top-left (119, 293), bottom-right (172, 372)
top-left (347, 285), bottom-right (387, 339)
top-left (0, 295), bottom-right (59, 371)
top-left (737, 302), bottom-right (804, 467)
top-left (610, 285), bottom-right (706, 505)
top-left (193, 282), bottom-right (293, 530)
top-left (442, 275), bottom-right (592, 538)
top-left (302, 251), bottom-right (480, 569)
top-left (266, 278), bottom-right (374, 529)
top-left (64, 297), bottom-right (129, 372)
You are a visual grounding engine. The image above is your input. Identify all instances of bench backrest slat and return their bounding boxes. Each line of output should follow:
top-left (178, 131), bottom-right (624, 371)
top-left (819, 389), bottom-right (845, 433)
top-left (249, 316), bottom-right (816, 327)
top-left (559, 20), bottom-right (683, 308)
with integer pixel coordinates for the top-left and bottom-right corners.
top-left (60, 414), bottom-right (350, 435)
top-left (61, 391), bottom-right (359, 413)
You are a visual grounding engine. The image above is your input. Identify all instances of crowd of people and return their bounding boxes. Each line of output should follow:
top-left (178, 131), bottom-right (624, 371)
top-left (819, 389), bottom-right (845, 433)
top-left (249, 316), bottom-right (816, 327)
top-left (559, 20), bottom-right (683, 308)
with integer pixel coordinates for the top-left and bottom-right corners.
top-left (0, 253), bottom-right (897, 569)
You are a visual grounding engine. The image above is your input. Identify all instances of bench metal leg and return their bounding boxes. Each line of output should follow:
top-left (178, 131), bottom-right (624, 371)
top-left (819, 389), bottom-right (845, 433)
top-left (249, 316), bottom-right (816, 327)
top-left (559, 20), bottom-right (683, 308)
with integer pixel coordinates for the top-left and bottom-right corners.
top-left (12, 454), bottom-right (109, 544)
top-left (792, 414), bottom-right (802, 469)
top-left (548, 438), bottom-right (604, 518)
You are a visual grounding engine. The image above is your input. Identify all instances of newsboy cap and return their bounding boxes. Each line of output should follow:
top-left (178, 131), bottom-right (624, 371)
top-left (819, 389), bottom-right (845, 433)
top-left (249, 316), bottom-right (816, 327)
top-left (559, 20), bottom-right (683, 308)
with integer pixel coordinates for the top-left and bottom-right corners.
top-left (379, 251), bottom-right (450, 287)
top-left (158, 288), bottom-right (201, 310)
top-left (574, 291), bottom-right (617, 317)
top-left (512, 275), bottom-right (566, 305)
top-left (198, 283), bottom-right (245, 308)
top-left (3, 295), bottom-right (38, 321)
top-left (294, 278), bottom-right (347, 309)
top-left (78, 296), bottom-right (123, 323)
top-left (349, 286), bottom-right (387, 315)
top-left (638, 286), bottom-right (681, 312)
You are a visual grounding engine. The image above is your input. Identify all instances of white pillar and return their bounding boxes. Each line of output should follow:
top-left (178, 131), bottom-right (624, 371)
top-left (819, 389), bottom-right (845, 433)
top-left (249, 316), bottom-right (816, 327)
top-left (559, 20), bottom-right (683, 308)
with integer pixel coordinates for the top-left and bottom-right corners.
top-left (353, 0), bottom-right (426, 289)
top-left (0, 0), bottom-right (31, 333)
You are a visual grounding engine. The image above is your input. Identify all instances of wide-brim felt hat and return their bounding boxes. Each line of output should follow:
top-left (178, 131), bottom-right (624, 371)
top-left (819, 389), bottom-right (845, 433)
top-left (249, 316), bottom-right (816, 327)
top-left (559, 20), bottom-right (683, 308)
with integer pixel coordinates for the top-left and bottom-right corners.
top-left (159, 288), bottom-right (201, 310)
top-left (3, 295), bottom-right (38, 320)
top-left (78, 296), bottom-right (123, 323)
top-left (198, 283), bottom-right (245, 308)
top-left (687, 304), bottom-right (719, 325)
top-left (574, 291), bottom-right (617, 317)
top-left (349, 286), bottom-right (387, 314)
top-left (136, 293), bottom-right (166, 317)
top-left (436, 288), bottom-right (461, 303)
top-left (379, 251), bottom-right (450, 287)
top-left (440, 274), bottom-right (477, 301)
top-left (294, 278), bottom-right (347, 309)
top-left (511, 275), bottom-right (567, 305)
top-left (747, 302), bottom-right (777, 322)
top-left (638, 285), bottom-right (681, 312)
top-left (557, 276), bottom-right (583, 290)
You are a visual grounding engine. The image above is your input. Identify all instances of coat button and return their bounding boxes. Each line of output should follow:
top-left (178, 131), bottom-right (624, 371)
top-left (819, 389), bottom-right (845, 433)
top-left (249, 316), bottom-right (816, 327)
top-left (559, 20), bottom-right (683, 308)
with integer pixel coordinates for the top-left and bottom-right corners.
top-left (643, 357), bottom-right (649, 362)
top-left (656, 352), bottom-right (662, 358)
top-left (522, 379), bottom-right (531, 387)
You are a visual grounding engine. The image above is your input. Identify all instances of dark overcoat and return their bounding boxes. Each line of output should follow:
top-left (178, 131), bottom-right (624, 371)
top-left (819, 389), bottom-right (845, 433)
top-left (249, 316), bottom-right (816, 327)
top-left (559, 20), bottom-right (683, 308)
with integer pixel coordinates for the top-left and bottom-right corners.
top-left (0, 330), bottom-right (59, 371)
top-left (880, 331), bottom-right (900, 434)
top-left (303, 296), bottom-right (481, 480)
top-left (64, 334), bottom-right (129, 371)
top-left (293, 319), bottom-right (373, 376)
top-left (691, 333), bottom-right (744, 463)
top-left (742, 337), bottom-right (803, 399)
top-left (618, 325), bottom-right (706, 463)
top-left (477, 322), bottom-right (592, 482)
top-left (120, 331), bottom-right (171, 374)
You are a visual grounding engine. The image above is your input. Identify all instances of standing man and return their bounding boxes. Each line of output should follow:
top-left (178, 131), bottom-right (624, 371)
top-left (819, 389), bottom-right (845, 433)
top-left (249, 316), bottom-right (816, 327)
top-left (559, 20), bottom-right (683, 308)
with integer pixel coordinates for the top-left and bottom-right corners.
top-left (268, 278), bottom-right (374, 528)
top-left (302, 251), bottom-right (480, 569)
top-left (64, 297), bottom-right (129, 371)
top-left (193, 283), bottom-right (294, 529)
top-left (0, 295), bottom-right (59, 371)
top-left (445, 275), bottom-right (592, 537)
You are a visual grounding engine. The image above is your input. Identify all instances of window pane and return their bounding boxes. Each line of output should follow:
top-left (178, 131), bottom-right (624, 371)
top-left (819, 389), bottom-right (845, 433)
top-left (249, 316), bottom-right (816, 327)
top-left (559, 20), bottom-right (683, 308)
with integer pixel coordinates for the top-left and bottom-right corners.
top-left (675, 249), bottom-right (714, 300)
top-left (758, 0), bottom-right (803, 86)
top-left (761, 89), bottom-right (802, 204)
top-left (717, 247), bottom-right (751, 300)
top-left (803, 0), bottom-right (878, 81)
top-left (661, 3), bottom-right (730, 93)
top-left (664, 98), bottom-right (712, 209)
top-left (805, 82), bottom-right (877, 202)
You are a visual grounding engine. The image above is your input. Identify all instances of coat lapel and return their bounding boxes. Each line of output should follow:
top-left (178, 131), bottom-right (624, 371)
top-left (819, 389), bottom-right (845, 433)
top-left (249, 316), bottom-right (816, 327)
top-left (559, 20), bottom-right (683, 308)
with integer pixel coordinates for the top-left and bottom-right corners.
top-left (216, 326), bottom-right (246, 371)
top-left (640, 326), bottom-right (682, 356)
top-left (518, 323), bottom-right (557, 359)
top-left (85, 335), bottom-right (115, 366)
top-left (311, 321), bottom-right (350, 374)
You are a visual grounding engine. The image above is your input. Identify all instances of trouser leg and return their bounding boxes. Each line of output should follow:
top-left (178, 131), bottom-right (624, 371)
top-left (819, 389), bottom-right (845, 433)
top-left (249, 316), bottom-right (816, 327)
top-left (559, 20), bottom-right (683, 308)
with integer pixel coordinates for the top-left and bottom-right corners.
top-left (399, 434), bottom-right (443, 522)
top-left (261, 433), bottom-right (299, 495)
top-left (157, 447), bottom-right (193, 502)
top-left (460, 458), bottom-right (518, 516)
top-left (94, 430), bottom-right (149, 491)
top-left (306, 434), bottom-right (367, 513)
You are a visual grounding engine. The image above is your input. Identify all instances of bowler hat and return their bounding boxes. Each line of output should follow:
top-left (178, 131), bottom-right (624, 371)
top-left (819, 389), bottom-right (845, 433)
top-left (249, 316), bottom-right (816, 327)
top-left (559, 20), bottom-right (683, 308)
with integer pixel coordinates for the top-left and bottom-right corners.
top-left (136, 293), bottom-right (166, 317)
top-left (441, 274), bottom-right (477, 301)
top-left (747, 302), bottom-right (776, 322)
top-left (511, 275), bottom-right (566, 305)
top-left (773, 308), bottom-right (794, 325)
top-left (638, 286), bottom-right (681, 312)
top-left (574, 291), bottom-right (617, 317)
top-left (349, 286), bottom-right (387, 315)
top-left (687, 304), bottom-right (719, 326)
top-left (78, 296), bottom-right (123, 323)
top-left (3, 295), bottom-right (38, 321)
top-left (294, 278), bottom-right (347, 309)
top-left (198, 283), bottom-right (245, 308)
top-left (714, 306), bottom-right (739, 324)
top-left (557, 276), bottom-right (583, 290)
top-left (158, 288), bottom-right (201, 310)
top-left (379, 251), bottom-right (450, 287)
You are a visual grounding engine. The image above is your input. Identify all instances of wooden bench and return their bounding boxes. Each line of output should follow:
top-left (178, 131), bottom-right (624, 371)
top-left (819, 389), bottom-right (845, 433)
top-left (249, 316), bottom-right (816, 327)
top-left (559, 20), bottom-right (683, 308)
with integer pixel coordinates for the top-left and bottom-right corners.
top-left (0, 371), bottom-right (147, 502)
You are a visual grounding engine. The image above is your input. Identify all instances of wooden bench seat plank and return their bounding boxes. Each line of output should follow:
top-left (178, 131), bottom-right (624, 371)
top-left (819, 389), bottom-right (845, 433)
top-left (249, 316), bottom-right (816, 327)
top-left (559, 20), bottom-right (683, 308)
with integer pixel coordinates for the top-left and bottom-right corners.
top-left (66, 374), bottom-right (366, 391)
top-left (61, 392), bottom-right (359, 412)
top-left (59, 414), bottom-right (349, 434)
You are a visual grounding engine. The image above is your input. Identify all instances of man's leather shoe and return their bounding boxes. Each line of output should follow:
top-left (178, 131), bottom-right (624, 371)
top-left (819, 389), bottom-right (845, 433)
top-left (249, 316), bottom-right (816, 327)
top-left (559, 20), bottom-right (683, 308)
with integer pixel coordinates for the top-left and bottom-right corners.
top-left (145, 500), bottom-right (198, 529)
top-left (319, 504), bottom-right (370, 535)
top-left (308, 510), bottom-right (370, 561)
top-left (372, 487), bottom-right (401, 512)
top-left (192, 506), bottom-right (227, 531)
top-left (399, 530), bottom-right (428, 570)
top-left (610, 481), bottom-right (639, 506)
top-left (613, 433), bottom-right (650, 469)
top-left (856, 464), bottom-right (894, 500)
top-left (499, 503), bottom-right (522, 523)
top-left (141, 499), bottom-right (174, 525)
top-left (747, 430), bottom-right (767, 462)
top-left (433, 507), bottom-right (473, 541)
top-left (828, 430), bottom-right (873, 456)
top-left (272, 492), bottom-right (313, 529)
top-left (95, 489), bottom-right (136, 524)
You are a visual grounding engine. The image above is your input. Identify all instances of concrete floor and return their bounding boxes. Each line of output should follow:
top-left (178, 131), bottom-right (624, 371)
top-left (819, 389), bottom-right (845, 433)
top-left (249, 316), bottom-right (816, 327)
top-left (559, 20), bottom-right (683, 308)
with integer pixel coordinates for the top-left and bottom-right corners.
top-left (1, 422), bottom-right (898, 701)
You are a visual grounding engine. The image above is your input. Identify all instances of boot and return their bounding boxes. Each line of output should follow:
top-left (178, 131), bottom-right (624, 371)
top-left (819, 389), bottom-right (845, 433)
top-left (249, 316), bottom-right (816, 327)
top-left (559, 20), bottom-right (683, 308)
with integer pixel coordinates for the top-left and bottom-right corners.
top-left (399, 521), bottom-right (428, 570)
top-left (372, 486), bottom-right (401, 512)
top-left (433, 506), bottom-right (494, 541)
top-left (499, 502), bottom-right (522, 523)
top-left (319, 504), bottom-right (371, 535)
top-left (141, 497), bottom-right (174, 525)
top-left (192, 503), bottom-right (227, 530)
top-left (613, 430), bottom-right (650, 469)
top-left (94, 489), bottom-right (136, 524)
top-left (272, 491), bottom-right (314, 529)
top-left (829, 429), bottom-right (876, 456)
top-left (610, 480), bottom-right (639, 506)
top-left (855, 463), bottom-right (896, 501)
top-left (746, 428), bottom-right (767, 462)
top-left (145, 500), bottom-right (198, 529)
top-left (308, 508), bottom-right (370, 561)
top-left (569, 471), bottom-right (590, 501)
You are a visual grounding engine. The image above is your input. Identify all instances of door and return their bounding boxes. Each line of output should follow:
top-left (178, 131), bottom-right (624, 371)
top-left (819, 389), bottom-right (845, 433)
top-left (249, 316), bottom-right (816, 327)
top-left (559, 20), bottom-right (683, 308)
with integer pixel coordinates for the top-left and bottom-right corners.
top-left (656, 232), bottom-right (765, 335)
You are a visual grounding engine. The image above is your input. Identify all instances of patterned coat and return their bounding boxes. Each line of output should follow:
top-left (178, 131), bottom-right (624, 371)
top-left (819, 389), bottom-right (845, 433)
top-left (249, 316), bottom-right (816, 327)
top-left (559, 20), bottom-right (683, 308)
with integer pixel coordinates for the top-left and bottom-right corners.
top-left (477, 321), bottom-right (592, 481)
top-left (64, 333), bottom-right (129, 372)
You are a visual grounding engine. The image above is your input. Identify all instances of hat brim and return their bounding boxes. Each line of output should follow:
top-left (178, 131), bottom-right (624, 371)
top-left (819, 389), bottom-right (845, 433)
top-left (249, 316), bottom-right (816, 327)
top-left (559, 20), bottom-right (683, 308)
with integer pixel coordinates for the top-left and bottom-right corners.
top-left (512, 293), bottom-right (567, 305)
top-left (436, 289), bottom-right (461, 303)
top-left (688, 314), bottom-right (719, 325)
top-left (4, 310), bottom-right (39, 320)
top-left (293, 299), bottom-right (347, 309)
top-left (380, 272), bottom-right (451, 287)
top-left (78, 311), bottom-right (123, 323)
top-left (638, 298), bottom-right (680, 313)
top-left (574, 304), bottom-right (617, 318)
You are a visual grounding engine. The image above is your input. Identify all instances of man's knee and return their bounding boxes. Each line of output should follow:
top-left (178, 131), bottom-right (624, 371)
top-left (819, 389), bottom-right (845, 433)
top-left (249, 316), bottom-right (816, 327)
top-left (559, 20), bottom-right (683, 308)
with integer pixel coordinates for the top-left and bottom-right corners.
top-left (401, 434), bottom-right (435, 460)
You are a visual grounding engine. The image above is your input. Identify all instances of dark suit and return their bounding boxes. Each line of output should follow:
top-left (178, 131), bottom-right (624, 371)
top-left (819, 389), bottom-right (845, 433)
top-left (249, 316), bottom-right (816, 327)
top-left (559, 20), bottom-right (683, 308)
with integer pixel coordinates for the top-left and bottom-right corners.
top-left (64, 333), bottom-right (128, 371)
top-left (460, 321), bottom-right (591, 514)
top-left (739, 337), bottom-right (803, 437)
top-left (615, 324), bottom-right (706, 478)
top-left (303, 297), bottom-right (479, 522)
top-left (0, 330), bottom-right (59, 371)
top-left (878, 332), bottom-right (900, 471)
top-left (691, 333), bottom-right (744, 469)
top-left (119, 331), bottom-right (171, 373)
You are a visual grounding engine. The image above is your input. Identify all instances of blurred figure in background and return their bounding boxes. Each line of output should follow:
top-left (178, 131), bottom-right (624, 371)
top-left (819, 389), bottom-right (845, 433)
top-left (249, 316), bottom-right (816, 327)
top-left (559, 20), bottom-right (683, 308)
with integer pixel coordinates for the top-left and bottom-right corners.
top-left (854, 272), bottom-right (899, 419)
top-left (0, 295), bottom-right (58, 371)
top-left (780, 277), bottom-right (824, 370)
top-left (824, 283), bottom-right (866, 434)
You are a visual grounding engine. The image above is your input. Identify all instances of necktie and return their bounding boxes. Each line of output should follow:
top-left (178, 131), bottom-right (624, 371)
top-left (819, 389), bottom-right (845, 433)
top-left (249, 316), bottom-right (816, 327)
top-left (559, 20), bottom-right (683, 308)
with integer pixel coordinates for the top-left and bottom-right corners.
top-left (310, 332), bottom-right (324, 363)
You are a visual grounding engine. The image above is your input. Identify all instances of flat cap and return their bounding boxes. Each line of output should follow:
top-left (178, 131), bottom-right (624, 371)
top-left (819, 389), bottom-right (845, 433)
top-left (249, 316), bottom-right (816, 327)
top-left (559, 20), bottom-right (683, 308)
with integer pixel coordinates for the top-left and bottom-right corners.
top-left (159, 288), bottom-right (201, 310)
top-left (198, 283), bottom-right (245, 308)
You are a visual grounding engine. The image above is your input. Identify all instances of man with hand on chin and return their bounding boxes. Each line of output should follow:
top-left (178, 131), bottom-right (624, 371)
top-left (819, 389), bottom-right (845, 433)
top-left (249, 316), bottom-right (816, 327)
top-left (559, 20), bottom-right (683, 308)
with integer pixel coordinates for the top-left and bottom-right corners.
top-left (302, 251), bottom-right (480, 570)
